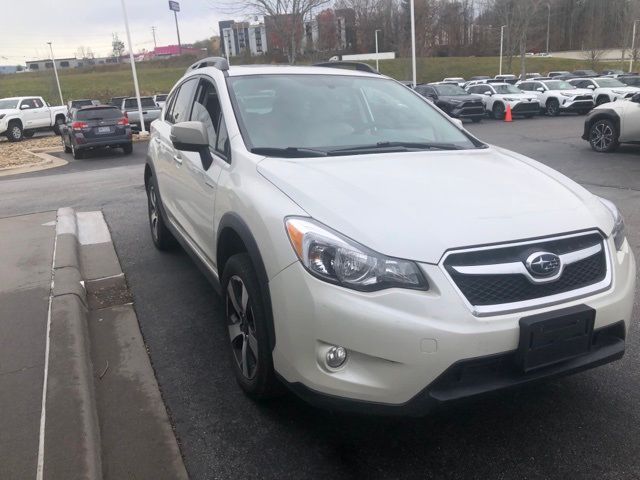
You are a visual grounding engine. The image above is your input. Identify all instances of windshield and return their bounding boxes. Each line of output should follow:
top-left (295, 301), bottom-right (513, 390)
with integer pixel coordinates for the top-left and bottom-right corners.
top-left (620, 76), bottom-right (640, 86)
top-left (0, 99), bottom-right (19, 109)
top-left (434, 84), bottom-right (468, 96)
top-left (594, 78), bottom-right (626, 88)
top-left (155, 95), bottom-right (168, 101)
top-left (493, 84), bottom-right (522, 94)
top-left (75, 108), bottom-right (122, 120)
top-left (544, 80), bottom-right (575, 90)
top-left (228, 74), bottom-right (479, 154)
top-left (124, 97), bottom-right (156, 109)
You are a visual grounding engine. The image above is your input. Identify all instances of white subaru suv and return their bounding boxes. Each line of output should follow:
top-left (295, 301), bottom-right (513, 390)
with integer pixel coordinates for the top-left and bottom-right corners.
top-left (144, 58), bottom-right (636, 415)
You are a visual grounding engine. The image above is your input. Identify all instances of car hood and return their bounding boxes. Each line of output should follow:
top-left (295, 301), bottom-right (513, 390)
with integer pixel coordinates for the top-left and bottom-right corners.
top-left (496, 93), bottom-right (537, 100)
top-left (257, 146), bottom-right (614, 263)
top-left (439, 94), bottom-right (482, 102)
top-left (564, 88), bottom-right (594, 96)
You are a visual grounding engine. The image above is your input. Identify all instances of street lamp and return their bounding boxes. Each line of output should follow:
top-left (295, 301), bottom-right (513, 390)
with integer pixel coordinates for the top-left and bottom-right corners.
top-left (499, 25), bottom-right (506, 76)
top-left (46, 42), bottom-right (64, 106)
top-left (631, 19), bottom-right (640, 73)
top-left (409, 0), bottom-right (416, 87)
top-left (546, 3), bottom-right (551, 54)
top-left (374, 29), bottom-right (381, 72)
top-left (120, 0), bottom-right (147, 135)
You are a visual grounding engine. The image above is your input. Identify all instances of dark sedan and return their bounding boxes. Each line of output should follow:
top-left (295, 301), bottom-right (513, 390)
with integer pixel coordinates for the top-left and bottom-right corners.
top-left (414, 83), bottom-right (485, 122)
top-left (61, 105), bottom-right (132, 159)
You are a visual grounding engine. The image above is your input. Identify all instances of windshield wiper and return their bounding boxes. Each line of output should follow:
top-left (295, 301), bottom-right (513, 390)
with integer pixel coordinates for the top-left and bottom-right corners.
top-left (250, 147), bottom-right (327, 158)
top-left (328, 141), bottom-right (467, 155)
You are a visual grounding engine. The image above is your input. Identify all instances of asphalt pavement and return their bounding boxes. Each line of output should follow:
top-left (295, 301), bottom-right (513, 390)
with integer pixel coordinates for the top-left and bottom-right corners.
top-left (0, 116), bottom-right (639, 480)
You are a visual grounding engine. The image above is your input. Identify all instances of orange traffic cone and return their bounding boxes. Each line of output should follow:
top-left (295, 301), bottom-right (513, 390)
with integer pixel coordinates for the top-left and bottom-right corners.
top-left (504, 103), bottom-right (513, 122)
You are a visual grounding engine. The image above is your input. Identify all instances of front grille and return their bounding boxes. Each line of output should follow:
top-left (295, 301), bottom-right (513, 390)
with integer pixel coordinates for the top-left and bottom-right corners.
top-left (574, 95), bottom-right (593, 101)
top-left (512, 102), bottom-right (540, 114)
top-left (458, 102), bottom-right (484, 116)
top-left (444, 232), bottom-right (608, 307)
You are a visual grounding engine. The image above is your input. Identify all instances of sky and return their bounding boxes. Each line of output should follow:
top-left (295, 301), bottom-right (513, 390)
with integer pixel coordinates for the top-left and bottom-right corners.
top-left (1, 0), bottom-right (234, 64)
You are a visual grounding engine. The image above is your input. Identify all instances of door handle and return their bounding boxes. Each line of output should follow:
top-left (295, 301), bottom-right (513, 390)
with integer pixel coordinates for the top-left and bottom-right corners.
top-left (173, 155), bottom-right (183, 165)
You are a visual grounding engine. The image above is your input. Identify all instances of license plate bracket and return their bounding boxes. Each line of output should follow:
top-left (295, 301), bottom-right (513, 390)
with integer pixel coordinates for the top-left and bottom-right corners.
top-left (97, 126), bottom-right (111, 134)
top-left (517, 305), bottom-right (595, 373)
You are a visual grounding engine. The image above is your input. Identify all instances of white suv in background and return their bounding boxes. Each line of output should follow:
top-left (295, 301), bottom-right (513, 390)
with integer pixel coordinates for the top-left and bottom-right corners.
top-left (582, 91), bottom-right (640, 152)
top-left (466, 82), bottom-right (540, 119)
top-left (517, 79), bottom-right (595, 116)
top-left (144, 58), bottom-right (636, 415)
top-left (568, 77), bottom-right (640, 106)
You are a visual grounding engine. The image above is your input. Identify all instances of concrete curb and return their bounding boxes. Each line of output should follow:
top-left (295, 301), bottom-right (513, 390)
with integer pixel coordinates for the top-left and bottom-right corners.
top-left (0, 149), bottom-right (67, 177)
top-left (43, 208), bottom-right (102, 480)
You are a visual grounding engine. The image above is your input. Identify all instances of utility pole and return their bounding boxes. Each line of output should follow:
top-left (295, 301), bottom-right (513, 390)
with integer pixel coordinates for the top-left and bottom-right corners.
top-left (499, 25), bottom-right (506, 76)
top-left (375, 29), bottom-right (381, 72)
top-left (151, 26), bottom-right (157, 49)
top-left (120, 0), bottom-right (147, 135)
top-left (46, 42), bottom-right (64, 106)
top-left (631, 20), bottom-right (639, 73)
top-left (410, 0), bottom-right (416, 87)
top-left (546, 3), bottom-right (551, 54)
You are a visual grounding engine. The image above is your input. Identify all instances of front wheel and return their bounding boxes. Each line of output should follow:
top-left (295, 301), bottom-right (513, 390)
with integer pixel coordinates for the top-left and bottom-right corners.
top-left (53, 117), bottom-right (65, 135)
top-left (222, 253), bottom-right (281, 400)
top-left (546, 99), bottom-right (560, 116)
top-left (7, 122), bottom-right (23, 142)
top-left (589, 119), bottom-right (619, 153)
top-left (596, 96), bottom-right (609, 106)
top-left (146, 177), bottom-right (176, 250)
top-left (492, 102), bottom-right (505, 120)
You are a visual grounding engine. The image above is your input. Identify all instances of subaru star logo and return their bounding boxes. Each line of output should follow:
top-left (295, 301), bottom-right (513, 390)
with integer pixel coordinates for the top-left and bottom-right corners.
top-left (525, 252), bottom-right (562, 277)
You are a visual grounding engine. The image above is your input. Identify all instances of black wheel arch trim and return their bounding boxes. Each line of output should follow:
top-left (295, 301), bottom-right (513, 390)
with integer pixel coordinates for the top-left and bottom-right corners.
top-left (217, 212), bottom-right (277, 351)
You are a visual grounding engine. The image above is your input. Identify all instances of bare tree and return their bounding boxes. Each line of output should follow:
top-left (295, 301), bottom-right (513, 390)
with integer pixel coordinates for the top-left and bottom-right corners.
top-left (212, 0), bottom-right (331, 63)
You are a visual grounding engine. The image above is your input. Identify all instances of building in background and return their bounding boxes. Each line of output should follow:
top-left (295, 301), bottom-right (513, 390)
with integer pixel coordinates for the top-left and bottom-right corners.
top-left (219, 20), bottom-right (268, 57)
top-left (152, 45), bottom-right (205, 59)
top-left (25, 57), bottom-right (81, 71)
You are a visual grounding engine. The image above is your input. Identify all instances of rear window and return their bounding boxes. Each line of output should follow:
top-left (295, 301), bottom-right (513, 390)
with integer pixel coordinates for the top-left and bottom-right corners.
top-left (72, 100), bottom-right (94, 108)
top-left (124, 97), bottom-right (156, 109)
top-left (155, 95), bottom-right (168, 101)
top-left (75, 108), bottom-right (122, 120)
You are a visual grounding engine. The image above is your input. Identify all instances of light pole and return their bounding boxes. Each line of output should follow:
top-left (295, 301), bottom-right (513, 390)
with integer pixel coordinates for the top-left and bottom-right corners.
top-left (374, 29), bottom-right (381, 72)
top-left (224, 30), bottom-right (231, 64)
top-left (499, 25), bottom-right (506, 76)
top-left (631, 19), bottom-right (639, 73)
top-left (120, 0), bottom-right (147, 135)
top-left (546, 3), bottom-right (551, 54)
top-left (410, 0), bottom-right (416, 87)
top-left (46, 42), bottom-right (64, 106)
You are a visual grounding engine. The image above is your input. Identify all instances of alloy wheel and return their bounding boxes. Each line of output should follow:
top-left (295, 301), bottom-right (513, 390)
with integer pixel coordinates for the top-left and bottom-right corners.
top-left (226, 275), bottom-right (259, 380)
top-left (11, 126), bottom-right (21, 140)
top-left (590, 122), bottom-right (614, 151)
top-left (148, 184), bottom-right (159, 240)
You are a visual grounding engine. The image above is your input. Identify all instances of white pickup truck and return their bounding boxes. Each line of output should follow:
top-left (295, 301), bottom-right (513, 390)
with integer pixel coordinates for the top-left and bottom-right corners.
top-left (0, 96), bottom-right (68, 141)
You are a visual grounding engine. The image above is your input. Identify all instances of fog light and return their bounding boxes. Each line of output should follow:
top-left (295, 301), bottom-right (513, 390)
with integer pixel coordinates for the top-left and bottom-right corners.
top-left (326, 346), bottom-right (347, 369)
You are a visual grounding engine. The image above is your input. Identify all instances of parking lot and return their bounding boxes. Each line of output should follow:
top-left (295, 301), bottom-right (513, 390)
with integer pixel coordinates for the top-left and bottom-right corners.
top-left (1, 114), bottom-right (639, 479)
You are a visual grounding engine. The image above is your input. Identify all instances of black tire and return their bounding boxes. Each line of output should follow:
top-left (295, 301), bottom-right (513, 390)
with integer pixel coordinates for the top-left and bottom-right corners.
top-left (52, 116), bottom-right (65, 135)
top-left (492, 102), bottom-right (505, 120)
top-left (546, 99), bottom-right (560, 116)
top-left (146, 176), bottom-right (176, 250)
top-left (71, 143), bottom-right (84, 159)
top-left (471, 117), bottom-right (482, 123)
top-left (61, 136), bottom-right (72, 153)
top-left (6, 122), bottom-right (23, 142)
top-left (23, 130), bottom-right (35, 138)
top-left (122, 143), bottom-right (133, 155)
top-left (596, 96), bottom-right (609, 106)
top-left (589, 119), bottom-right (619, 153)
top-left (222, 253), bottom-right (281, 399)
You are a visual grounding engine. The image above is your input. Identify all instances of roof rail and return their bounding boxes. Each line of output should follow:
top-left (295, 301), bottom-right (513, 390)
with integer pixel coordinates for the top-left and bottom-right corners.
top-left (313, 61), bottom-right (380, 74)
top-left (186, 56), bottom-right (229, 74)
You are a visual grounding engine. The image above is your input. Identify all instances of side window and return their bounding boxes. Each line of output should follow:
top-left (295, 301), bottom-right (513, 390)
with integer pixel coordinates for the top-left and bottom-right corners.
top-left (20, 99), bottom-right (33, 109)
top-left (520, 83), bottom-right (530, 91)
top-left (216, 116), bottom-right (230, 158)
top-left (190, 78), bottom-right (230, 161)
top-left (166, 78), bottom-right (198, 124)
top-left (33, 98), bottom-right (43, 108)
top-left (468, 86), bottom-right (480, 94)
top-left (164, 89), bottom-right (179, 123)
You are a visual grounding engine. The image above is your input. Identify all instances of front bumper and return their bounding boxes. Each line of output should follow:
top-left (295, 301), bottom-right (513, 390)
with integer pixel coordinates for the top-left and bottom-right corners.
top-left (509, 100), bottom-right (540, 115)
top-left (269, 237), bottom-right (635, 413)
top-left (0, 118), bottom-right (8, 135)
top-left (450, 104), bottom-right (485, 119)
top-left (73, 132), bottom-right (132, 150)
top-left (561, 98), bottom-right (595, 112)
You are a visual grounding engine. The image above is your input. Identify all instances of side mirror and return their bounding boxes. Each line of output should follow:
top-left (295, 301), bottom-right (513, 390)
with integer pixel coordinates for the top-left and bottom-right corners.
top-left (20, 104), bottom-right (29, 110)
top-left (632, 93), bottom-right (640, 104)
top-left (536, 87), bottom-right (545, 92)
top-left (170, 121), bottom-right (213, 170)
top-left (587, 85), bottom-right (595, 90)
top-left (483, 91), bottom-right (492, 96)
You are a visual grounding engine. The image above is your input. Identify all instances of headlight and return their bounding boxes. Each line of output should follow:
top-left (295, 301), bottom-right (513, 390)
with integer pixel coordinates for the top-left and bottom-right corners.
top-left (503, 97), bottom-right (516, 101)
top-left (612, 90), bottom-right (627, 95)
top-left (599, 197), bottom-right (626, 250)
top-left (448, 99), bottom-right (463, 105)
top-left (285, 217), bottom-right (429, 292)
top-left (560, 92), bottom-right (574, 98)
